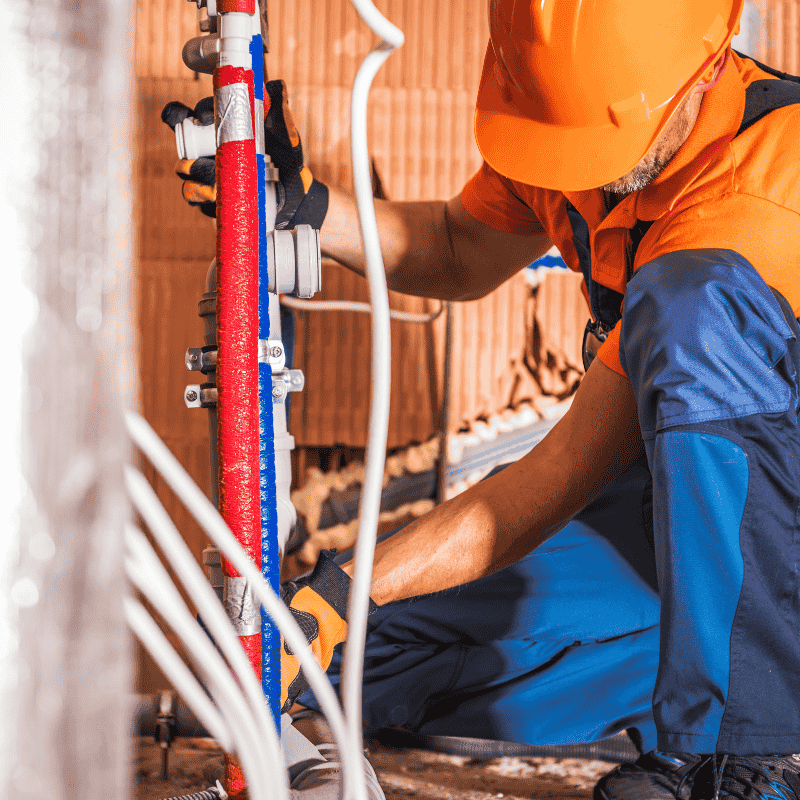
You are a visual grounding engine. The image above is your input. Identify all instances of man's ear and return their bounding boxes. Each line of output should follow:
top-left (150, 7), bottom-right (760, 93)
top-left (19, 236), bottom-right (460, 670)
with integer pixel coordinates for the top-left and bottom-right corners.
top-left (695, 48), bottom-right (730, 94)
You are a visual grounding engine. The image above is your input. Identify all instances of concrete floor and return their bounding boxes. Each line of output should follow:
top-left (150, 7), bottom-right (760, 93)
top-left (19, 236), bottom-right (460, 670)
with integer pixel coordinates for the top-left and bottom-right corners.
top-left (133, 737), bottom-right (617, 800)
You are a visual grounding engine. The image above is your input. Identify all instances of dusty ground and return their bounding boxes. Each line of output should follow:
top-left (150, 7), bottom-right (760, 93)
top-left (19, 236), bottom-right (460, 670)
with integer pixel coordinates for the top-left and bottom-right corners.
top-left (133, 737), bottom-right (618, 800)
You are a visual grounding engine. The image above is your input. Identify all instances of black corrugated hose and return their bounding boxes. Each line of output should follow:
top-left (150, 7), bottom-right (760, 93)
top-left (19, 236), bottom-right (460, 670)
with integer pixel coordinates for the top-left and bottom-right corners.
top-left (372, 729), bottom-right (641, 763)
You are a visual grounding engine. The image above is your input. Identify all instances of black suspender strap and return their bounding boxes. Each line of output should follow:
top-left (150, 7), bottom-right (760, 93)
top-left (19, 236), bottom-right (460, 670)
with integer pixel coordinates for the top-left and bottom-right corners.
top-left (571, 54), bottom-right (800, 368)
top-left (734, 50), bottom-right (800, 136)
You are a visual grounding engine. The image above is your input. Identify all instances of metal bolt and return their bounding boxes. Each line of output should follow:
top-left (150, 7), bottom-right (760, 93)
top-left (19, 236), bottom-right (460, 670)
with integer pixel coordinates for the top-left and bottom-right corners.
top-left (189, 353), bottom-right (198, 363)
top-left (270, 345), bottom-right (283, 358)
top-left (186, 390), bottom-right (198, 402)
top-left (291, 374), bottom-right (303, 386)
top-left (272, 384), bottom-right (284, 398)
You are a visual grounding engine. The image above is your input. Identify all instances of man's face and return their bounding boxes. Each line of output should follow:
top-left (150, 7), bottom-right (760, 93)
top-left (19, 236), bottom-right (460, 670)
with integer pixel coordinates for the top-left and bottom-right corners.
top-left (602, 89), bottom-right (703, 196)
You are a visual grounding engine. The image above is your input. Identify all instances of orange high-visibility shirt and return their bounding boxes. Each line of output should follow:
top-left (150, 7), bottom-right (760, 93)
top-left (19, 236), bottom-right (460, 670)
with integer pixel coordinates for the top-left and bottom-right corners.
top-left (462, 51), bottom-right (800, 376)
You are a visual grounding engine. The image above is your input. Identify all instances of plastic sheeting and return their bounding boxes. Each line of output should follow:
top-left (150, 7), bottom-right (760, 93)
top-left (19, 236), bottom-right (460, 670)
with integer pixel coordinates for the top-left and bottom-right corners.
top-left (0, 0), bottom-right (133, 794)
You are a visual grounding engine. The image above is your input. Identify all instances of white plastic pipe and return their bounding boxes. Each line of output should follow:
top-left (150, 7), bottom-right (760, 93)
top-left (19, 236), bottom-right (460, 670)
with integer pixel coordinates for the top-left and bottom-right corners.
top-left (124, 526), bottom-right (277, 800)
top-left (218, 12), bottom-right (253, 69)
top-left (268, 293), bottom-right (298, 553)
top-left (279, 295), bottom-right (443, 324)
top-left (176, 116), bottom-right (218, 160)
top-left (124, 474), bottom-right (287, 800)
top-left (124, 411), bottom-right (356, 800)
top-left (341, 4), bottom-right (403, 800)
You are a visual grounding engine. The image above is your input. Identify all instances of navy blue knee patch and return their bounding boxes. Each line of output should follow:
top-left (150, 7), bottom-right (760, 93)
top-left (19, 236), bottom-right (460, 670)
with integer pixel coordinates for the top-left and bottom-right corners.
top-left (620, 248), bottom-right (797, 437)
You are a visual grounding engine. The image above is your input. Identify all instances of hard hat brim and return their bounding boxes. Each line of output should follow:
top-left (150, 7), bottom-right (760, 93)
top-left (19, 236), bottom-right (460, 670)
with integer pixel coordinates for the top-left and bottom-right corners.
top-left (475, 45), bottom-right (705, 193)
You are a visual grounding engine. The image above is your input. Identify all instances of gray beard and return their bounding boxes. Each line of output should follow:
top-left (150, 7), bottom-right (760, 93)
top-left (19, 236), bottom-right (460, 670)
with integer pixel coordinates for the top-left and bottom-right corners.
top-left (602, 151), bottom-right (672, 196)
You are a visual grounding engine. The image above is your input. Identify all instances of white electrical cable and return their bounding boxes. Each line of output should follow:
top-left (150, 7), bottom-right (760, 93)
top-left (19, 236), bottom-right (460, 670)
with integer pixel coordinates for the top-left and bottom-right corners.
top-left (341, 4), bottom-right (404, 800)
top-left (122, 475), bottom-right (288, 800)
top-left (123, 410), bottom-right (356, 800)
top-left (279, 295), bottom-right (444, 324)
top-left (125, 574), bottom-right (272, 800)
top-left (124, 597), bottom-right (235, 753)
top-left (125, 543), bottom-right (274, 800)
top-left (124, 473), bottom-right (283, 785)
top-left (124, 526), bottom-right (276, 800)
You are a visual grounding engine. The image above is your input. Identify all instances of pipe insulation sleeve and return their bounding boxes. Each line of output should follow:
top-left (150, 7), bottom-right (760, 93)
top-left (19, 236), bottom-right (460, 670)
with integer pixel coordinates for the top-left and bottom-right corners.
top-left (259, 357), bottom-right (281, 721)
top-left (251, 29), bottom-right (281, 726)
top-left (214, 63), bottom-right (261, 681)
top-left (217, 0), bottom-right (255, 19)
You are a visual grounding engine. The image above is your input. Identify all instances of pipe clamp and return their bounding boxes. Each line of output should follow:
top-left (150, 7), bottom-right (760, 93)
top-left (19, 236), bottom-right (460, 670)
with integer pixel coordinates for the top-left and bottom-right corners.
top-left (258, 339), bottom-right (285, 369)
top-left (271, 370), bottom-right (304, 403)
top-left (184, 383), bottom-right (218, 408)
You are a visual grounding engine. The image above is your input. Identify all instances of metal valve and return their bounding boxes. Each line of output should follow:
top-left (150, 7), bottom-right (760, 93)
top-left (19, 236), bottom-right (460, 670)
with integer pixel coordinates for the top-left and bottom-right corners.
top-left (182, 34), bottom-right (220, 74)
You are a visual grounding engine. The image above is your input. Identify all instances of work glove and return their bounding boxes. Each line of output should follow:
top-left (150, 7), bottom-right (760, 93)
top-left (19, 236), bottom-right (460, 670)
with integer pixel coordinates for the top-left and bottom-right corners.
top-left (161, 97), bottom-right (217, 218)
top-left (280, 551), bottom-right (377, 713)
top-left (161, 81), bottom-right (329, 229)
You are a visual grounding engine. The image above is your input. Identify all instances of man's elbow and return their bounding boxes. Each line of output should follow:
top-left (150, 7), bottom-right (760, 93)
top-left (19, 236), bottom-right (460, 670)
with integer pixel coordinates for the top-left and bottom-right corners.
top-left (453, 282), bottom-right (497, 302)
top-left (447, 266), bottom-right (512, 301)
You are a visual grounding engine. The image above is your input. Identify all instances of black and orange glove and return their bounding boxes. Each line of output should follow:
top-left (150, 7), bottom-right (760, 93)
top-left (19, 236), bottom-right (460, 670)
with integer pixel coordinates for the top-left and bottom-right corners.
top-left (160, 81), bottom-right (329, 229)
top-left (263, 80), bottom-right (329, 230)
top-left (280, 551), bottom-right (377, 713)
top-left (161, 97), bottom-right (217, 218)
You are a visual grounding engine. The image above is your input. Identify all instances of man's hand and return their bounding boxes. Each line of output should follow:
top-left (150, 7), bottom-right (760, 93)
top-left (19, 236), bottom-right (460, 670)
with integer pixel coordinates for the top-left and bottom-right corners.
top-left (161, 81), bottom-right (329, 228)
top-left (281, 552), bottom-right (377, 713)
top-left (161, 97), bottom-right (217, 217)
top-left (263, 80), bottom-right (329, 230)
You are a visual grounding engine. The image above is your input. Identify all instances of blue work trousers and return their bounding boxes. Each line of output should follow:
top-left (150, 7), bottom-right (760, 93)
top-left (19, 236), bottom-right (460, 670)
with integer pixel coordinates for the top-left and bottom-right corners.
top-left (300, 249), bottom-right (800, 756)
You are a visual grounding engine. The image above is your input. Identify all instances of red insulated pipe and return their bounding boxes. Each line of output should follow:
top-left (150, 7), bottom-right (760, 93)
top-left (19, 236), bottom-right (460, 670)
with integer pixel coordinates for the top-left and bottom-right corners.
top-left (215, 62), bottom-right (261, 683)
top-left (217, 0), bottom-right (254, 12)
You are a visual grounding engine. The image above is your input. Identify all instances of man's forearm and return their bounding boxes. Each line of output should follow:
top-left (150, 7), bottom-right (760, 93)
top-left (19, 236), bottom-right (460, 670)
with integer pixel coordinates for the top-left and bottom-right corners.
top-left (321, 186), bottom-right (462, 299)
top-left (341, 358), bottom-right (645, 604)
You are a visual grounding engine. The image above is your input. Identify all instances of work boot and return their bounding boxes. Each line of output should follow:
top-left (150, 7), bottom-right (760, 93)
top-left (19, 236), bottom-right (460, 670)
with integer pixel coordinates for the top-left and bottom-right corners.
top-left (707, 754), bottom-right (800, 800)
top-left (285, 713), bottom-right (385, 800)
top-left (594, 751), bottom-right (706, 800)
top-left (290, 743), bottom-right (385, 800)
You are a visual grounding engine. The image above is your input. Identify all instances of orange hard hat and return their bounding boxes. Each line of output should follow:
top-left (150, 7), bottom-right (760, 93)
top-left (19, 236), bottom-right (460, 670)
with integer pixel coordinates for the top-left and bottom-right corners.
top-left (475, 0), bottom-right (744, 191)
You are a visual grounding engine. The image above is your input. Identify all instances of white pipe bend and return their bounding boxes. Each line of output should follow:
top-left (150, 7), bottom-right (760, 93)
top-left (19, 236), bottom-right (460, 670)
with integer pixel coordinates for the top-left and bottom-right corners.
top-left (341, 5), bottom-right (404, 800)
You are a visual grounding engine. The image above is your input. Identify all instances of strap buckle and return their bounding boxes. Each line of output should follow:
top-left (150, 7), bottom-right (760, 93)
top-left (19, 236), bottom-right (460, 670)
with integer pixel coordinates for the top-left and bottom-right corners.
top-left (582, 319), bottom-right (611, 371)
